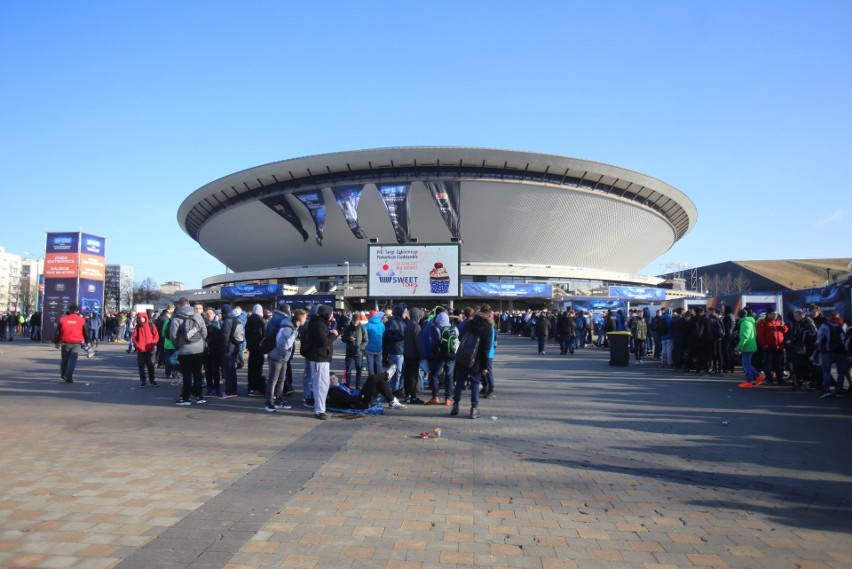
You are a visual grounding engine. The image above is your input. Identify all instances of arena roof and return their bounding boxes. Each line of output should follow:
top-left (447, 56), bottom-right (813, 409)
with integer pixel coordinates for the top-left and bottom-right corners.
top-left (179, 147), bottom-right (696, 241)
top-left (178, 147), bottom-right (696, 276)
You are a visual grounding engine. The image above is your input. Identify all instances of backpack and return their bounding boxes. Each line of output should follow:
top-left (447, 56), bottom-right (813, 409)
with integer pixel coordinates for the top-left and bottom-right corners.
top-left (259, 324), bottom-right (279, 354)
top-left (454, 332), bottom-right (481, 369)
top-left (437, 326), bottom-right (460, 357)
top-left (384, 318), bottom-right (405, 343)
top-left (179, 315), bottom-right (202, 345)
top-left (827, 324), bottom-right (848, 354)
top-left (653, 317), bottom-right (667, 335)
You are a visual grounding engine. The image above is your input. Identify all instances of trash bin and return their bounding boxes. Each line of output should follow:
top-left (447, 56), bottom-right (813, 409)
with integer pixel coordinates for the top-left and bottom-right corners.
top-left (607, 331), bottom-right (631, 366)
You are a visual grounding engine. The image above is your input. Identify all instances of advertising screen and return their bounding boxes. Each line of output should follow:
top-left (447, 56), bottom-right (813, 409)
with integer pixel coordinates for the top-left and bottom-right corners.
top-left (462, 283), bottom-right (553, 298)
top-left (368, 243), bottom-right (460, 298)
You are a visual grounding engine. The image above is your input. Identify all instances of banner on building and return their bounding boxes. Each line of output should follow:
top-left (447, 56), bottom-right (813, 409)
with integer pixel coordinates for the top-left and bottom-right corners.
top-left (275, 294), bottom-right (336, 311)
top-left (424, 180), bottom-right (461, 239)
top-left (221, 284), bottom-right (284, 299)
top-left (377, 183), bottom-right (410, 244)
top-left (608, 286), bottom-right (667, 301)
top-left (294, 190), bottom-right (327, 246)
top-left (332, 185), bottom-right (367, 239)
top-left (260, 195), bottom-right (310, 242)
top-left (462, 282), bottom-right (553, 298)
top-left (782, 285), bottom-right (851, 322)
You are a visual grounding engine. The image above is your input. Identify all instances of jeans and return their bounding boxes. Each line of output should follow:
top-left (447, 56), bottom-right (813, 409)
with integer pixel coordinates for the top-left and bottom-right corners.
top-left (821, 352), bottom-right (850, 392)
top-left (484, 358), bottom-right (494, 393)
top-left (137, 351), bottom-right (156, 383)
top-left (453, 366), bottom-right (482, 409)
top-left (303, 358), bottom-right (313, 400)
top-left (763, 347), bottom-right (784, 379)
top-left (537, 336), bottom-right (546, 354)
top-left (430, 358), bottom-right (455, 398)
top-left (267, 357), bottom-right (289, 405)
top-left (345, 354), bottom-right (363, 387)
top-left (388, 354), bottom-right (404, 392)
top-left (60, 344), bottom-right (80, 380)
top-left (560, 334), bottom-right (574, 355)
top-left (365, 351), bottom-right (383, 376)
top-left (205, 350), bottom-right (222, 394)
top-left (310, 361), bottom-right (330, 414)
top-left (178, 352), bottom-right (205, 400)
top-left (741, 351), bottom-right (759, 382)
top-left (661, 339), bottom-right (673, 366)
top-left (223, 351), bottom-right (238, 395)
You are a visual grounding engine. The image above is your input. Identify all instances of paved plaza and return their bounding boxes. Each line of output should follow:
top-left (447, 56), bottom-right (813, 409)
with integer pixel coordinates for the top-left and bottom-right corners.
top-left (0, 334), bottom-right (851, 569)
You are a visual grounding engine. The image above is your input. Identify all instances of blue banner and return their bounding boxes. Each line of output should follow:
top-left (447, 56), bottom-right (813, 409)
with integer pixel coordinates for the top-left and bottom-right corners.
top-left (332, 185), bottom-right (367, 239)
top-left (782, 285), bottom-right (851, 322)
top-left (568, 298), bottom-right (629, 314)
top-left (462, 282), bottom-right (553, 298)
top-left (260, 195), bottom-right (310, 242)
top-left (608, 286), bottom-right (667, 301)
top-left (377, 183), bottom-right (410, 244)
top-left (294, 190), bottom-right (327, 246)
top-left (221, 284), bottom-right (284, 299)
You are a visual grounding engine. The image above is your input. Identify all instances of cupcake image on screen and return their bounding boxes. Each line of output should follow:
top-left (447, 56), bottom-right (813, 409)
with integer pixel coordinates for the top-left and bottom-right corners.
top-left (429, 262), bottom-right (450, 294)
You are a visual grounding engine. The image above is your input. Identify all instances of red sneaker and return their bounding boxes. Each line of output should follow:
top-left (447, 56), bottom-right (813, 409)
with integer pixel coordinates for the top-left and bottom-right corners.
top-left (425, 396), bottom-right (441, 405)
top-left (738, 381), bottom-right (755, 388)
top-left (444, 398), bottom-right (453, 406)
top-left (755, 374), bottom-right (766, 386)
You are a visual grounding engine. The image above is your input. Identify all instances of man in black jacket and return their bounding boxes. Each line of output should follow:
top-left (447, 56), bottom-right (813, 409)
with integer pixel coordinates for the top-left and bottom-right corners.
top-left (301, 305), bottom-right (338, 420)
top-left (451, 305), bottom-right (494, 419)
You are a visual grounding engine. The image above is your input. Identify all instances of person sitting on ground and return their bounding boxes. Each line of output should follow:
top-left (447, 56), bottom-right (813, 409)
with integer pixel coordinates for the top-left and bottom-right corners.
top-left (326, 366), bottom-right (406, 410)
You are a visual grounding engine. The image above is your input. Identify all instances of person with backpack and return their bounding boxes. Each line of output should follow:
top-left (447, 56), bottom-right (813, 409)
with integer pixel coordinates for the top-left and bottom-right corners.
top-left (169, 298), bottom-right (208, 406)
top-left (427, 310), bottom-right (458, 405)
top-left (245, 304), bottom-right (267, 397)
top-left (817, 310), bottom-right (849, 398)
top-left (265, 308), bottom-right (307, 412)
top-left (450, 304), bottom-right (494, 419)
top-left (131, 311), bottom-right (160, 387)
top-left (219, 304), bottom-right (244, 400)
top-left (341, 312), bottom-right (368, 389)
top-left (383, 304), bottom-right (407, 395)
top-left (756, 309), bottom-right (788, 384)
top-left (630, 311), bottom-right (648, 364)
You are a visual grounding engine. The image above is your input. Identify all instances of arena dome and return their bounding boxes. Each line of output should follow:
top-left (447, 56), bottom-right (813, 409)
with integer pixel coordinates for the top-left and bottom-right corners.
top-left (178, 147), bottom-right (696, 292)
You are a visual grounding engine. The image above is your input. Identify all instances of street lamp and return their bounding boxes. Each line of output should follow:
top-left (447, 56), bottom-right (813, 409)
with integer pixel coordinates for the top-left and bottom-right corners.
top-left (344, 261), bottom-right (349, 290)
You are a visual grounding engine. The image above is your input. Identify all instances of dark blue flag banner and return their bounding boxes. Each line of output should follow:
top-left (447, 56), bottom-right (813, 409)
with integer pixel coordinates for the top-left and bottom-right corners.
top-left (424, 180), bottom-right (461, 239)
top-left (260, 195), bottom-right (309, 242)
top-left (332, 185), bottom-right (367, 239)
top-left (377, 183), bottom-right (410, 244)
top-left (294, 190), bottom-right (327, 246)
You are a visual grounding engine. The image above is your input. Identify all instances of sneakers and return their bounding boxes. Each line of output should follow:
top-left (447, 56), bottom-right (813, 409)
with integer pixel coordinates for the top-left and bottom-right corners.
top-left (196, 398), bottom-right (206, 405)
top-left (174, 399), bottom-right (191, 406)
top-left (444, 398), bottom-right (453, 406)
top-left (315, 412), bottom-right (330, 420)
top-left (470, 407), bottom-right (480, 420)
top-left (150, 381), bottom-right (159, 386)
top-left (303, 398), bottom-right (315, 408)
top-left (265, 405), bottom-right (277, 413)
top-left (63, 377), bottom-right (74, 383)
top-left (390, 398), bottom-right (407, 409)
top-left (275, 403), bottom-right (292, 410)
top-left (410, 397), bottom-right (426, 405)
top-left (247, 390), bottom-right (263, 397)
top-left (819, 390), bottom-right (834, 399)
top-left (450, 402), bottom-right (459, 416)
top-left (220, 393), bottom-right (237, 399)
top-left (738, 381), bottom-right (755, 389)
top-left (140, 382), bottom-right (147, 388)
top-left (755, 373), bottom-right (766, 386)
top-left (425, 396), bottom-right (441, 405)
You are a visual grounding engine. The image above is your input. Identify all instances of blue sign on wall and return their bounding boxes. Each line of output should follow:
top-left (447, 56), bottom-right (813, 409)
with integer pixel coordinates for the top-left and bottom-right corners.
top-left (608, 286), bottom-right (667, 301)
top-left (221, 284), bottom-right (284, 299)
top-left (462, 283), bottom-right (553, 298)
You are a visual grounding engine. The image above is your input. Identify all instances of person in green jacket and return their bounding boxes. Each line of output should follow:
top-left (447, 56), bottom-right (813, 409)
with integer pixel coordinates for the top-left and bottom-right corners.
top-left (161, 314), bottom-right (177, 380)
top-left (737, 308), bottom-right (764, 388)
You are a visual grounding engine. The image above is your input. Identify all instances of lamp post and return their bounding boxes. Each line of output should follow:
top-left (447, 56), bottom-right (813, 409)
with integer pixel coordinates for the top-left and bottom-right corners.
top-left (344, 261), bottom-right (349, 290)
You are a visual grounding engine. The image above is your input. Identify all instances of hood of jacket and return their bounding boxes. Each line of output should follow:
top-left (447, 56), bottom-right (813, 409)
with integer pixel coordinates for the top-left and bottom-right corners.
top-left (175, 305), bottom-right (195, 319)
top-left (392, 304), bottom-right (407, 318)
top-left (408, 307), bottom-right (424, 324)
top-left (434, 312), bottom-right (450, 328)
top-left (251, 304), bottom-right (264, 317)
top-left (368, 315), bottom-right (383, 325)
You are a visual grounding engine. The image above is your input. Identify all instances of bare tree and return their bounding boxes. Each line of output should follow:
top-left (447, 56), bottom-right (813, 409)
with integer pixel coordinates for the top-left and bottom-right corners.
top-left (132, 278), bottom-right (161, 305)
top-left (18, 275), bottom-right (34, 313)
top-left (700, 272), bottom-right (752, 296)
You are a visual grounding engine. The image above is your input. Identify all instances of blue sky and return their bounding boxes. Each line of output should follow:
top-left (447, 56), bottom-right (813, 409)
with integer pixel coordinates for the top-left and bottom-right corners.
top-left (1, 1), bottom-right (850, 288)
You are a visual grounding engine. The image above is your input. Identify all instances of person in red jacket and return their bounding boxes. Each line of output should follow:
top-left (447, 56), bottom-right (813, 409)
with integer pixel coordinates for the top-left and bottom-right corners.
top-left (756, 309), bottom-right (788, 384)
top-left (54, 304), bottom-right (91, 384)
top-left (132, 312), bottom-right (160, 387)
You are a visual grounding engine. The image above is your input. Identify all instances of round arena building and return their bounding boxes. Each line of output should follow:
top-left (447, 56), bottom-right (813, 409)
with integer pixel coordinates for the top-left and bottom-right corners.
top-left (178, 147), bottom-right (696, 305)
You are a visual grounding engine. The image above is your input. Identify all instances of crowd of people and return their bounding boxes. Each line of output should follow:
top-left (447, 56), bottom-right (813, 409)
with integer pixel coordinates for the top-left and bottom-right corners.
top-left (58, 299), bottom-right (499, 420)
top-left (0, 311), bottom-right (40, 341)
top-left (48, 299), bottom-right (852, 413)
top-left (516, 304), bottom-right (850, 398)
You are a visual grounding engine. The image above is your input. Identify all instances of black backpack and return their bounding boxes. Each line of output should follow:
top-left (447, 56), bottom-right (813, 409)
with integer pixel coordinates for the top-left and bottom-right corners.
top-left (437, 326), bottom-right (460, 357)
top-left (827, 324), bottom-right (848, 354)
top-left (454, 332), bottom-right (481, 369)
